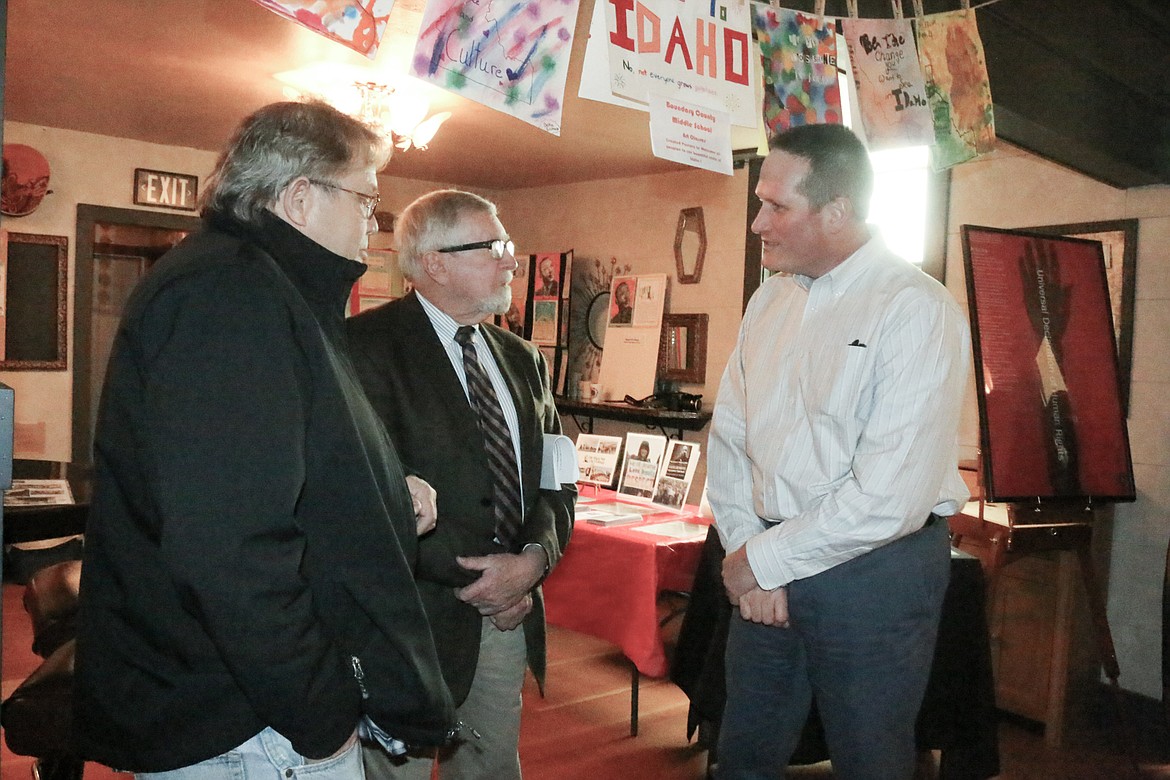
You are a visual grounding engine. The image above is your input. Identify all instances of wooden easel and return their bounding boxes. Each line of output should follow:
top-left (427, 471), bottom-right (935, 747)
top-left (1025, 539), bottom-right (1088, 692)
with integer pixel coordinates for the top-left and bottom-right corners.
top-left (950, 463), bottom-right (1135, 761)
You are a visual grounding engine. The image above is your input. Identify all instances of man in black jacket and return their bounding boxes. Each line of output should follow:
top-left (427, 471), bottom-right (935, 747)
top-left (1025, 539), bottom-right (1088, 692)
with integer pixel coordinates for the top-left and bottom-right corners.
top-left (74, 101), bottom-right (456, 777)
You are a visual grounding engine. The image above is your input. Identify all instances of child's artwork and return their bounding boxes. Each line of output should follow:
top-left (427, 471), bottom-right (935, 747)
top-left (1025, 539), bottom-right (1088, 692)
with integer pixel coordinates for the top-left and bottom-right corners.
top-left (752, 5), bottom-right (842, 135)
top-left (411, 0), bottom-right (581, 135)
top-left (251, 0), bottom-right (395, 59)
top-left (916, 9), bottom-right (996, 169)
top-left (841, 17), bottom-right (933, 150)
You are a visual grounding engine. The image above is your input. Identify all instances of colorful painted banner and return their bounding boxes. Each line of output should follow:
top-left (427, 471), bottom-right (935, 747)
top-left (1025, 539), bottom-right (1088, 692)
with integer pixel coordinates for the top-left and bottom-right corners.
top-left (841, 18), bottom-right (932, 150)
top-left (916, 9), bottom-right (996, 169)
top-left (251, 0), bottom-right (394, 59)
top-left (410, 0), bottom-right (580, 136)
top-left (751, 4), bottom-right (842, 135)
top-left (604, 0), bottom-right (757, 128)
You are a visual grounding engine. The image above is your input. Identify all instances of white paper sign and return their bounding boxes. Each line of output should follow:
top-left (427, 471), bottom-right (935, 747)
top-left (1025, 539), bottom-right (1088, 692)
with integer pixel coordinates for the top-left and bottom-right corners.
top-left (605, 0), bottom-right (757, 127)
top-left (649, 94), bottom-right (732, 175)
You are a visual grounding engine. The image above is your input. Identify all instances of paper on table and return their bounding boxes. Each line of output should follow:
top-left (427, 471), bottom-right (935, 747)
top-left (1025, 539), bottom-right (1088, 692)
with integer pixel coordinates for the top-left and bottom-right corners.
top-left (542, 433), bottom-right (580, 489)
top-left (628, 520), bottom-right (707, 539)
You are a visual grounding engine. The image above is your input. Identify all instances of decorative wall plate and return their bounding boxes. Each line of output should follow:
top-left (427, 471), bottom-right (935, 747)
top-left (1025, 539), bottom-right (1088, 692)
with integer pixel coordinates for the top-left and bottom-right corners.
top-left (1, 144), bottom-right (52, 217)
top-left (568, 256), bottom-right (631, 388)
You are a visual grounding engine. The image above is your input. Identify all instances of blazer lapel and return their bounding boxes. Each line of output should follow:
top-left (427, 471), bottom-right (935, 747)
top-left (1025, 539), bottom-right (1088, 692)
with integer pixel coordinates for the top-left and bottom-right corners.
top-left (399, 293), bottom-right (481, 437)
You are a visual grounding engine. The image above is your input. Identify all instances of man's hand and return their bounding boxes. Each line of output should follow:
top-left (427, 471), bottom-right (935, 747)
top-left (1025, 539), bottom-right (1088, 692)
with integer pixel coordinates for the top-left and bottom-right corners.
top-left (738, 586), bottom-right (790, 627)
top-left (722, 544), bottom-right (760, 604)
top-left (490, 592), bottom-right (533, 631)
top-left (455, 547), bottom-right (546, 615)
top-left (404, 475), bottom-right (438, 536)
top-left (306, 729), bottom-right (358, 763)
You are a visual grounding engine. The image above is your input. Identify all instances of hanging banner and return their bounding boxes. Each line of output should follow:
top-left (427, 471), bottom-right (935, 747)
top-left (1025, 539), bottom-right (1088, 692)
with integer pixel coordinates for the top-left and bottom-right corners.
top-left (604, 0), bottom-right (757, 128)
top-left (251, 0), bottom-right (395, 59)
top-left (410, 0), bottom-right (581, 135)
top-left (751, 4), bottom-right (842, 136)
top-left (915, 9), bottom-right (996, 169)
top-left (841, 18), bottom-right (933, 149)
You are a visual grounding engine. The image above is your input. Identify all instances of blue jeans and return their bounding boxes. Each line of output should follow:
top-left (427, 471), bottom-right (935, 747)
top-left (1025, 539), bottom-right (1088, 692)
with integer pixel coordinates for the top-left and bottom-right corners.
top-left (137, 727), bottom-right (363, 780)
top-left (716, 518), bottom-right (950, 780)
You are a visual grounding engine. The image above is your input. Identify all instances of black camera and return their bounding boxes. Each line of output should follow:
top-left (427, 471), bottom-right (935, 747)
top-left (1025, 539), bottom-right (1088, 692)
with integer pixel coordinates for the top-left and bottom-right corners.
top-left (622, 391), bottom-right (703, 413)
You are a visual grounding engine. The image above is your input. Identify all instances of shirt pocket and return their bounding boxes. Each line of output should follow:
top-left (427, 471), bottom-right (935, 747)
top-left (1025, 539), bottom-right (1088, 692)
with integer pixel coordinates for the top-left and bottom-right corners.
top-left (800, 344), bottom-right (871, 422)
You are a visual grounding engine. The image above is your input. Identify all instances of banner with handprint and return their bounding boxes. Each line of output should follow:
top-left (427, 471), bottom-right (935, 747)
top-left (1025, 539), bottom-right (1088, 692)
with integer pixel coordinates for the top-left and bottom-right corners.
top-left (915, 9), bottom-right (995, 169)
top-left (961, 225), bottom-right (1134, 503)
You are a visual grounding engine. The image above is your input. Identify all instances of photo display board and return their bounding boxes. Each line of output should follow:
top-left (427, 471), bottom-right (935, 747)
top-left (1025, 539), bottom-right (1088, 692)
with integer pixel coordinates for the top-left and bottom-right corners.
top-left (961, 225), bottom-right (1135, 503)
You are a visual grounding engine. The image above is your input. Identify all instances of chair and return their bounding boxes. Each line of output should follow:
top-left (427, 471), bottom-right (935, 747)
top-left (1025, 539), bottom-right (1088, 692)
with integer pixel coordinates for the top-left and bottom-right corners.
top-left (2, 560), bottom-right (84, 780)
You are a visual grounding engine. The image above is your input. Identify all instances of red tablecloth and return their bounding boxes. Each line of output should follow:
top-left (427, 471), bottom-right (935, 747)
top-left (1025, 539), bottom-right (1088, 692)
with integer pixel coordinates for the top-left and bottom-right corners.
top-left (543, 491), bottom-right (710, 677)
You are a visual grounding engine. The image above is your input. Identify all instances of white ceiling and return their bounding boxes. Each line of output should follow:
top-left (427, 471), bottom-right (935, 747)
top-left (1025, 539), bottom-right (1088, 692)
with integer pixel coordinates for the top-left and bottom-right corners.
top-left (4, 0), bottom-right (703, 190)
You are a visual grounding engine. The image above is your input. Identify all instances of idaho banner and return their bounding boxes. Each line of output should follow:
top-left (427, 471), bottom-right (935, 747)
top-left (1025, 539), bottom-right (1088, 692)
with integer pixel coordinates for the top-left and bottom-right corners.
top-left (604, 0), bottom-right (756, 128)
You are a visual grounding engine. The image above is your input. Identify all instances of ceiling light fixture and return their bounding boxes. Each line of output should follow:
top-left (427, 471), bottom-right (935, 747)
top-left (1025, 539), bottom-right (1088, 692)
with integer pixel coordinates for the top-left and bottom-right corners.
top-left (275, 64), bottom-right (451, 152)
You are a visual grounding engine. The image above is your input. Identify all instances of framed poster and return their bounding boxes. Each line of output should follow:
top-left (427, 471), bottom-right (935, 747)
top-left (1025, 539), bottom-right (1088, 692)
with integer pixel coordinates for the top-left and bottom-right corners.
top-left (961, 225), bottom-right (1135, 503)
top-left (1023, 219), bottom-right (1137, 415)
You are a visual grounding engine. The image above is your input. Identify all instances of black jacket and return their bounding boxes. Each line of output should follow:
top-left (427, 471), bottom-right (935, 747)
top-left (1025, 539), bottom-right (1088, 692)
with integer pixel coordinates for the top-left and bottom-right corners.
top-left (347, 294), bottom-right (575, 704)
top-left (74, 212), bottom-right (455, 771)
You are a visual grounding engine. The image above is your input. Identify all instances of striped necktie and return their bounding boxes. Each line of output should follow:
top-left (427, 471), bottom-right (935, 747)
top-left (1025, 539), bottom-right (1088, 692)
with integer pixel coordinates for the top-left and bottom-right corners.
top-left (455, 326), bottom-right (523, 551)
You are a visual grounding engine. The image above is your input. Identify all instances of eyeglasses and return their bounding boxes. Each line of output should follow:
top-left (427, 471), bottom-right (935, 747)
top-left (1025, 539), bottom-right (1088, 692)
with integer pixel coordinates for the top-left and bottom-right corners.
top-left (437, 238), bottom-right (515, 260)
top-left (308, 179), bottom-right (380, 219)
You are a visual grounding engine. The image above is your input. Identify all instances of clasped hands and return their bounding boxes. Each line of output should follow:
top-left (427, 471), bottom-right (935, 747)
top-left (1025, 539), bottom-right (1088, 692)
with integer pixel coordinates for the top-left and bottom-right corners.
top-left (722, 544), bottom-right (790, 627)
top-left (404, 475), bottom-right (539, 631)
top-left (455, 546), bottom-right (545, 631)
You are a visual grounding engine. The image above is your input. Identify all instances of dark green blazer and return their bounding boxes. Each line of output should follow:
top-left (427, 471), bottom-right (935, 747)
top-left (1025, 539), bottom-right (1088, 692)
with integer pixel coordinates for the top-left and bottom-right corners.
top-left (346, 292), bottom-right (575, 703)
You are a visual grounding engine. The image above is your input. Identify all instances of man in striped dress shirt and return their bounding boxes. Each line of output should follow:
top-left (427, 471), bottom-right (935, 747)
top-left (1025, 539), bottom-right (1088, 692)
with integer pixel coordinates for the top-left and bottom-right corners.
top-left (708, 124), bottom-right (971, 780)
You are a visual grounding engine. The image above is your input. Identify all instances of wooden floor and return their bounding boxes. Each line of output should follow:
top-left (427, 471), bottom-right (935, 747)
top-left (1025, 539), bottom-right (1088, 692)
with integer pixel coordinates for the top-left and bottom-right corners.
top-left (2, 582), bottom-right (1168, 779)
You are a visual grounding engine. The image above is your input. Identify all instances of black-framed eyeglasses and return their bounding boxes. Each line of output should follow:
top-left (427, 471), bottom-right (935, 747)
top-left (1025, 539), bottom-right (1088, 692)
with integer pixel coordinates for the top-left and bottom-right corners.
top-left (308, 179), bottom-right (380, 219)
top-left (437, 238), bottom-right (515, 260)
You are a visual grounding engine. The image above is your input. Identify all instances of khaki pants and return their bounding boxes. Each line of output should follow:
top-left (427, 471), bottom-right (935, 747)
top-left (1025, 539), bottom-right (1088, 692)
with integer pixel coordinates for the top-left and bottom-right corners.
top-left (364, 617), bottom-right (527, 780)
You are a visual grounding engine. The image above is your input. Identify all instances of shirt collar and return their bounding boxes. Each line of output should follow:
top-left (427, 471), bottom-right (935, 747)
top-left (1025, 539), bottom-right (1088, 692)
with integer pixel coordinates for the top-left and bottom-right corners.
top-left (416, 290), bottom-right (473, 345)
top-left (794, 235), bottom-right (887, 296)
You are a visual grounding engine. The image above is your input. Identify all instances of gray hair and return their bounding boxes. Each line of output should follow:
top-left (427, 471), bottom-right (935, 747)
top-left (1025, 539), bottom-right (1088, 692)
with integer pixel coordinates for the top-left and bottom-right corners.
top-left (396, 189), bottom-right (499, 281)
top-left (769, 124), bottom-right (873, 220)
top-left (200, 100), bottom-right (388, 226)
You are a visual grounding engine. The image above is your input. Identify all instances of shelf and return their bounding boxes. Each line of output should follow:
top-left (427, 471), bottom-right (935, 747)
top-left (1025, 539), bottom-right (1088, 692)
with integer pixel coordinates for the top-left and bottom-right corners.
top-left (554, 397), bottom-right (712, 439)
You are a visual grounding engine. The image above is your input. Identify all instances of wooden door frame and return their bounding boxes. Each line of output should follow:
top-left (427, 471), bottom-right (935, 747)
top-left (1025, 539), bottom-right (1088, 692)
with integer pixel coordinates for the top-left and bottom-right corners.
top-left (72, 204), bottom-right (201, 463)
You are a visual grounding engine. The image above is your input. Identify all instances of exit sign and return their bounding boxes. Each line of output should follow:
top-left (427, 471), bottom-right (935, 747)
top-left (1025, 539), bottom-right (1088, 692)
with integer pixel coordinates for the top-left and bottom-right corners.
top-left (134, 168), bottom-right (199, 211)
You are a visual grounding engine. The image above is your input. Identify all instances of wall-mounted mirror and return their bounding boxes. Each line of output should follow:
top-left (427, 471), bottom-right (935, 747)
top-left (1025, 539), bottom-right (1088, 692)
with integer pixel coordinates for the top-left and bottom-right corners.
top-left (658, 313), bottom-right (708, 384)
top-left (0, 231), bottom-right (68, 370)
top-left (674, 207), bottom-right (707, 284)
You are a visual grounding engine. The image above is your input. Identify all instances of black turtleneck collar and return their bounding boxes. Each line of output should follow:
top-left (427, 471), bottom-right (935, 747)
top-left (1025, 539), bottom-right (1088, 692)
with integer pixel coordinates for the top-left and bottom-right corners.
top-left (206, 208), bottom-right (366, 311)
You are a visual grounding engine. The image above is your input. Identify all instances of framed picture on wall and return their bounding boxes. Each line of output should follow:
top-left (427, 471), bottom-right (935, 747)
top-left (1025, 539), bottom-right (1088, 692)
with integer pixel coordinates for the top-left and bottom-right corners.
top-left (961, 225), bottom-right (1135, 503)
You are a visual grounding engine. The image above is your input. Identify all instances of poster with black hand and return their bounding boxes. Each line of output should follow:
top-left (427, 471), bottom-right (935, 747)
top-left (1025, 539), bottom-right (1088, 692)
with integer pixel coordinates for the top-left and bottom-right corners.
top-left (961, 225), bottom-right (1135, 503)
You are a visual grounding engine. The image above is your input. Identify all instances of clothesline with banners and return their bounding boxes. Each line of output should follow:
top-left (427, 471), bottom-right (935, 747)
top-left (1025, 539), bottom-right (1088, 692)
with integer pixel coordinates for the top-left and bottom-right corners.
top-left (252, 0), bottom-right (1001, 175)
top-left (749, 0), bottom-right (996, 169)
